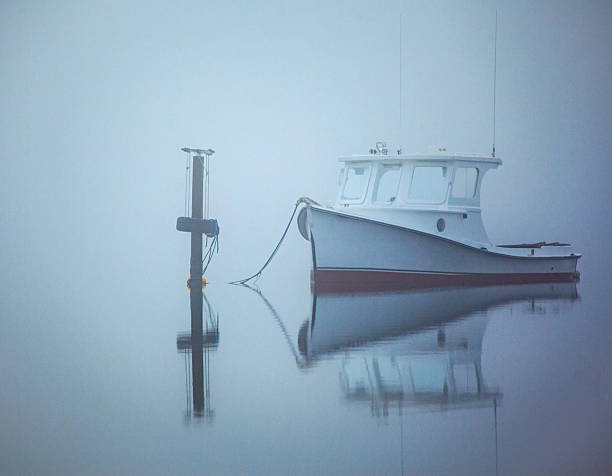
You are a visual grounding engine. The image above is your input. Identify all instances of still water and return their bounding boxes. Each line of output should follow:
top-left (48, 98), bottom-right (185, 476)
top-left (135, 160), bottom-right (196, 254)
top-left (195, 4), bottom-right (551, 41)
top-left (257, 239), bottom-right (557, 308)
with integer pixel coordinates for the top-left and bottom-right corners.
top-left (1, 237), bottom-right (610, 475)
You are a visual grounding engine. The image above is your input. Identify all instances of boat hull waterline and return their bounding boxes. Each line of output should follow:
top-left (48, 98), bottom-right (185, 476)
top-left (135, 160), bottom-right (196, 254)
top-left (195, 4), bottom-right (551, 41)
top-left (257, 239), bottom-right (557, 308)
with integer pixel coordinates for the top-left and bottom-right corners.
top-left (304, 206), bottom-right (580, 292)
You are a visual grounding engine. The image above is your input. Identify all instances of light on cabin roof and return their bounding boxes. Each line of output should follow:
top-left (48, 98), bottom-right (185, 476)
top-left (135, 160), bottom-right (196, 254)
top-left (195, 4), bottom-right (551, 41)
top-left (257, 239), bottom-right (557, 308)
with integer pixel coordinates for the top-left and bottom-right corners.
top-left (369, 141), bottom-right (388, 155)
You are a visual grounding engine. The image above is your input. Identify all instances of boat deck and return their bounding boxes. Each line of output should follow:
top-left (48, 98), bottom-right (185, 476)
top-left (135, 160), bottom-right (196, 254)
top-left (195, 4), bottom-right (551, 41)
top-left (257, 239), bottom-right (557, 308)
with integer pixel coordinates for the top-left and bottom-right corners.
top-left (498, 242), bottom-right (570, 248)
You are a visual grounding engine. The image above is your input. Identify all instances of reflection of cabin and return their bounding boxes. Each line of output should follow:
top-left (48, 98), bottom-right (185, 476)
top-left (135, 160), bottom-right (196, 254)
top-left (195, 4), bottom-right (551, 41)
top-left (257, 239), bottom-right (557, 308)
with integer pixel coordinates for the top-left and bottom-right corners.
top-left (338, 313), bottom-right (502, 416)
top-left (341, 346), bottom-right (501, 417)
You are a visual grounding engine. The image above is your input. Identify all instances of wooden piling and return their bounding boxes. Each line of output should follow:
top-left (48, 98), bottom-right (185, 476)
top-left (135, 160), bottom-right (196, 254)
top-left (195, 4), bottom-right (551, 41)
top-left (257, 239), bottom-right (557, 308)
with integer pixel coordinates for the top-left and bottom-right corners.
top-left (190, 155), bottom-right (204, 414)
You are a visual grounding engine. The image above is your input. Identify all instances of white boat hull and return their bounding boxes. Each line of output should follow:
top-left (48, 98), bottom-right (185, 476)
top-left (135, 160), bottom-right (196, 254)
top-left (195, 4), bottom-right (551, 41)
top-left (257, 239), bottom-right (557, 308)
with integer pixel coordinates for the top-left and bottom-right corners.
top-left (302, 206), bottom-right (580, 291)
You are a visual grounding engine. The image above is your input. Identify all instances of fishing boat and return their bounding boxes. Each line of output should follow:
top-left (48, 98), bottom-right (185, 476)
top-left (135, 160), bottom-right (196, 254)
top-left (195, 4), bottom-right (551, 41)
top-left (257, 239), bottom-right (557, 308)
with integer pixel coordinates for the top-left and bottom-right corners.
top-left (297, 146), bottom-right (581, 290)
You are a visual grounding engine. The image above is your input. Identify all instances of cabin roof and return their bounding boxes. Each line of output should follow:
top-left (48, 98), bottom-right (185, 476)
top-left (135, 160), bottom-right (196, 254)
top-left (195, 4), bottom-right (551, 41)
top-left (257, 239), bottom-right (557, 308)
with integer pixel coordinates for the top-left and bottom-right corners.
top-left (338, 153), bottom-right (502, 166)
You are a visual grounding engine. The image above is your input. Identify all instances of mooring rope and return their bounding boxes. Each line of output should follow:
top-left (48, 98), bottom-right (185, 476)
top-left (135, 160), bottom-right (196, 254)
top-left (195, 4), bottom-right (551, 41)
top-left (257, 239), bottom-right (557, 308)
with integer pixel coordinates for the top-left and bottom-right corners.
top-left (202, 234), bottom-right (219, 276)
top-left (229, 203), bottom-right (299, 285)
top-left (229, 197), bottom-right (319, 285)
top-left (239, 283), bottom-right (303, 366)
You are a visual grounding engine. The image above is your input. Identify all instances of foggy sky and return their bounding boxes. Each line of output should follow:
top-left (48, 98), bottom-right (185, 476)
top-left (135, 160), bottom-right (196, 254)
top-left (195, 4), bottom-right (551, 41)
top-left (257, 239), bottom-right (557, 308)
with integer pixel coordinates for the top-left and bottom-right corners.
top-left (1, 0), bottom-right (611, 285)
top-left (1, 1), bottom-right (611, 474)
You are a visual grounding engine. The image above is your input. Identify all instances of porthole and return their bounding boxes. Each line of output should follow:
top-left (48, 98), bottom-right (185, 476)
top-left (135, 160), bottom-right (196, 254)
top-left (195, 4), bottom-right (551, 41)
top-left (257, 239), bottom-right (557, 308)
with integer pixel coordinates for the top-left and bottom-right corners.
top-left (436, 218), bottom-right (445, 232)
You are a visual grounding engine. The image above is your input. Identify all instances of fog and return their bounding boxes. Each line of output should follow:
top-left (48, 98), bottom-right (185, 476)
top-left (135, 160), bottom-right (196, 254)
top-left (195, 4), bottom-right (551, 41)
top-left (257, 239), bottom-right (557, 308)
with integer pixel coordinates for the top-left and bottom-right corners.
top-left (2, 0), bottom-right (610, 281)
top-left (1, 0), bottom-right (611, 474)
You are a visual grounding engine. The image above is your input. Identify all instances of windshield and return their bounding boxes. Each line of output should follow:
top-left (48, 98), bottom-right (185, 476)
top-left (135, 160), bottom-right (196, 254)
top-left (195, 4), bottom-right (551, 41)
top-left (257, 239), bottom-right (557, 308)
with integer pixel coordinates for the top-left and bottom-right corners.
top-left (407, 166), bottom-right (447, 202)
top-left (373, 164), bottom-right (401, 203)
top-left (341, 165), bottom-right (371, 200)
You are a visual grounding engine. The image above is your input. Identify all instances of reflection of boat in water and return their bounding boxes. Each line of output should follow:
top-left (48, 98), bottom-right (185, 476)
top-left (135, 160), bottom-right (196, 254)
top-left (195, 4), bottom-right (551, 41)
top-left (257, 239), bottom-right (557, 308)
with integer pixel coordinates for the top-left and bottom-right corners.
top-left (299, 282), bottom-right (577, 359)
top-left (234, 280), bottom-right (578, 474)
top-left (298, 282), bottom-right (578, 413)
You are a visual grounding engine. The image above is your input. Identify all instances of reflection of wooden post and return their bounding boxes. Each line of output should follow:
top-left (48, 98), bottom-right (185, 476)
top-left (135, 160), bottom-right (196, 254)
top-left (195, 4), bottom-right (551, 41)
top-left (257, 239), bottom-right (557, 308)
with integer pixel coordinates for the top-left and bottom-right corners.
top-left (190, 156), bottom-right (204, 413)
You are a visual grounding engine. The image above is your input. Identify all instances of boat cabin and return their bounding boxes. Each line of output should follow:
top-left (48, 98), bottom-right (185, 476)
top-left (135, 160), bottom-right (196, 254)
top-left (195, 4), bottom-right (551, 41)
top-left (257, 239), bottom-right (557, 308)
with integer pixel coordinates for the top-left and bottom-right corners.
top-left (332, 153), bottom-right (502, 247)
top-left (335, 153), bottom-right (501, 209)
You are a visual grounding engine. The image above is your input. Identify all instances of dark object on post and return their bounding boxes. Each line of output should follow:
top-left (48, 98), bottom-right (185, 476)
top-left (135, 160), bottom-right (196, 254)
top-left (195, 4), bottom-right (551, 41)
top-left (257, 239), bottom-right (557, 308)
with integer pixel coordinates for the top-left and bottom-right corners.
top-left (177, 330), bottom-right (219, 351)
top-left (176, 217), bottom-right (220, 237)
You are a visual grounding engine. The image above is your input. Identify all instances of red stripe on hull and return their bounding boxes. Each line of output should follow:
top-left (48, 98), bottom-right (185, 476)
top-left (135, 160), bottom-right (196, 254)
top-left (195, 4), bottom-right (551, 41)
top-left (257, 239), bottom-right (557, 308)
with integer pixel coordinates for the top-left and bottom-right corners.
top-left (312, 268), bottom-right (580, 294)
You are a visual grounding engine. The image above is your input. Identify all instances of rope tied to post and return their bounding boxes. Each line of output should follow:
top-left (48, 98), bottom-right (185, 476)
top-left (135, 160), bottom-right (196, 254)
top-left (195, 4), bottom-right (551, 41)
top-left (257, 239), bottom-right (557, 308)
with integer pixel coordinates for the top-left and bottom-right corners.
top-left (202, 234), bottom-right (219, 275)
top-left (229, 197), bottom-right (319, 285)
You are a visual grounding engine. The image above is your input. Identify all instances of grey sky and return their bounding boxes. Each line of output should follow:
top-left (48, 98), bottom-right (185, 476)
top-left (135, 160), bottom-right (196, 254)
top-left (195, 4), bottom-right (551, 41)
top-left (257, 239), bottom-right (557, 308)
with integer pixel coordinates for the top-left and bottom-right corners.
top-left (1, 2), bottom-right (611, 473)
top-left (2, 0), bottom-right (610, 285)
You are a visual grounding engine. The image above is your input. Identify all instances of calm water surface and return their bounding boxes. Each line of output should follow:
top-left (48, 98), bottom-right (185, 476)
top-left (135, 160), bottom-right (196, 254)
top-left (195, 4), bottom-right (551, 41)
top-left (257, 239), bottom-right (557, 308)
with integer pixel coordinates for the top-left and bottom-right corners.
top-left (1, 239), bottom-right (610, 475)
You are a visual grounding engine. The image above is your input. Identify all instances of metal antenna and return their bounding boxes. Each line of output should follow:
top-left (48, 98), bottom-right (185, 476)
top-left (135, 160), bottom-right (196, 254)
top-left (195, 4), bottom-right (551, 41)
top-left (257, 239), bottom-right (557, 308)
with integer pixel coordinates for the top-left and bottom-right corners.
top-left (492, 9), bottom-right (498, 158)
top-left (181, 147), bottom-right (215, 219)
top-left (494, 397), bottom-right (499, 476)
top-left (399, 14), bottom-right (403, 155)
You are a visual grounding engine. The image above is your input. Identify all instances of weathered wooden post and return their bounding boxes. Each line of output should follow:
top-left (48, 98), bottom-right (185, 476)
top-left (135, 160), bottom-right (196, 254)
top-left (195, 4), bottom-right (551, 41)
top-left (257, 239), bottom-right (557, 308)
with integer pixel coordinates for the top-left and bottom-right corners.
top-left (177, 147), bottom-right (219, 416)
top-left (190, 155), bottom-right (204, 413)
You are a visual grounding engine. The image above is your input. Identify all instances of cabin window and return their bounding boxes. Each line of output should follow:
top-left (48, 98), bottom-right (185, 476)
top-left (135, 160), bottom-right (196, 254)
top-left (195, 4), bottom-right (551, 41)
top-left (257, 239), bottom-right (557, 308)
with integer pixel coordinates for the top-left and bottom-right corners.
top-left (409, 358), bottom-right (447, 393)
top-left (373, 164), bottom-right (401, 204)
top-left (452, 167), bottom-right (478, 198)
top-left (453, 363), bottom-right (479, 394)
top-left (407, 166), bottom-right (447, 202)
top-left (341, 165), bottom-right (370, 200)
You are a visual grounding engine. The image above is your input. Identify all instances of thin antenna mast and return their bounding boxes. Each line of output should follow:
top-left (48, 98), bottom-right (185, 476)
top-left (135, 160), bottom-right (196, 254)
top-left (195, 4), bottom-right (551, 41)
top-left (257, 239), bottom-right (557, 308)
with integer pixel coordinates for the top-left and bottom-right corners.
top-left (494, 397), bottom-right (499, 476)
top-left (492, 9), bottom-right (498, 157)
top-left (399, 14), bottom-right (403, 154)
